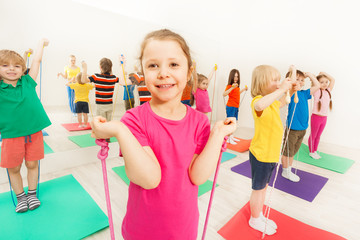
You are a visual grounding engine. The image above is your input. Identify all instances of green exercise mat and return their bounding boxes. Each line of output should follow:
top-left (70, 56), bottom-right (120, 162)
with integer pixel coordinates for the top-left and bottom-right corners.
top-left (297, 143), bottom-right (355, 174)
top-left (221, 152), bottom-right (237, 163)
top-left (44, 141), bottom-right (54, 154)
top-left (0, 174), bottom-right (109, 240)
top-left (68, 134), bottom-right (117, 148)
top-left (112, 165), bottom-right (218, 197)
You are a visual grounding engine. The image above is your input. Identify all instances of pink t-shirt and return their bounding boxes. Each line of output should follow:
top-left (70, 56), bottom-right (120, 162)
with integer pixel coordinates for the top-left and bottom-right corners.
top-left (312, 88), bottom-right (331, 116)
top-left (120, 102), bottom-right (210, 240)
top-left (194, 88), bottom-right (212, 113)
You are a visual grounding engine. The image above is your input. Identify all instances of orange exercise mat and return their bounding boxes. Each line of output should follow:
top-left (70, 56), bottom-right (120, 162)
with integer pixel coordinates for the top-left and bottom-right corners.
top-left (226, 138), bottom-right (251, 153)
top-left (61, 123), bottom-right (92, 131)
top-left (218, 202), bottom-right (346, 240)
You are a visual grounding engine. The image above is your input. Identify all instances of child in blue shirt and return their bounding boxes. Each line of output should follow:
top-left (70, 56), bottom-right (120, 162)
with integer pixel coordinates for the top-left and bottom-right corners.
top-left (281, 70), bottom-right (320, 182)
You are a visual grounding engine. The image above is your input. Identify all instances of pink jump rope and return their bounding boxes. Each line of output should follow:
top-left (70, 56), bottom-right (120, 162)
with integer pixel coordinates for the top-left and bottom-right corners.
top-left (95, 139), bottom-right (115, 240)
top-left (201, 136), bottom-right (228, 240)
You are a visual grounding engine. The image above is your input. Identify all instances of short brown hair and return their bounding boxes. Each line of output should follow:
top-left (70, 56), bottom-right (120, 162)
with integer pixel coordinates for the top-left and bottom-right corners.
top-left (251, 65), bottom-right (280, 98)
top-left (0, 50), bottom-right (26, 73)
top-left (197, 73), bottom-right (207, 84)
top-left (100, 58), bottom-right (112, 74)
top-left (139, 29), bottom-right (192, 74)
top-left (286, 70), bottom-right (305, 78)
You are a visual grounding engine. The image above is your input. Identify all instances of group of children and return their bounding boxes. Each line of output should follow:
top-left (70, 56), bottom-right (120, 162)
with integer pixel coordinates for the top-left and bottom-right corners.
top-left (0, 29), bottom-right (335, 239)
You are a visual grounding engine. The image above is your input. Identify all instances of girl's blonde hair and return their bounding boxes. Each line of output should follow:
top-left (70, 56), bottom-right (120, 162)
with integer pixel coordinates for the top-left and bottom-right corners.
top-left (76, 72), bottom-right (84, 84)
top-left (139, 29), bottom-right (192, 74)
top-left (0, 50), bottom-right (26, 73)
top-left (251, 65), bottom-right (281, 98)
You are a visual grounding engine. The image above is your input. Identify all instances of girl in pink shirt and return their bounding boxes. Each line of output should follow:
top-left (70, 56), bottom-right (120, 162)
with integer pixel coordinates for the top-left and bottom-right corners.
top-left (91, 29), bottom-right (236, 240)
top-left (308, 72), bottom-right (335, 159)
top-left (192, 65), bottom-right (216, 114)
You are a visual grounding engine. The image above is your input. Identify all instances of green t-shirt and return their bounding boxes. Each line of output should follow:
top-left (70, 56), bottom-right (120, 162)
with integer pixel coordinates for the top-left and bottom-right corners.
top-left (0, 75), bottom-right (51, 139)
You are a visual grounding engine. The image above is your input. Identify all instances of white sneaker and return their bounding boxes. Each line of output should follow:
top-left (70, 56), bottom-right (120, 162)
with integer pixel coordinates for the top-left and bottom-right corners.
top-left (230, 136), bottom-right (240, 142)
top-left (260, 212), bottom-right (277, 229)
top-left (282, 168), bottom-right (300, 182)
top-left (315, 152), bottom-right (321, 159)
top-left (309, 152), bottom-right (320, 159)
top-left (249, 217), bottom-right (276, 235)
top-left (227, 137), bottom-right (237, 145)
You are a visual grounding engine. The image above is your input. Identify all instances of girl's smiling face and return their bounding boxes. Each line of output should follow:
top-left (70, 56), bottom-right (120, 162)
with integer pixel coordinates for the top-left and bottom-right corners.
top-left (142, 39), bottom-right (191, 103)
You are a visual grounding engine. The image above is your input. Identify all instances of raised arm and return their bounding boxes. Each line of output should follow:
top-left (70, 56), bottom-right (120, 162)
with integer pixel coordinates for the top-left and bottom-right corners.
top-left (223, 83), bottom-right (238, 97)
top-left (91, 117), bottom-right (161, 189)
top-left (189, 117), bottom-right (237, 185)
top-left (28, 39), bottom-right (49, 81)
top-left (305, 72), bottom-right (320, 95)
top-left (255, 78), bottom-right (292, 113)
top-left (81, 61), bottom-right (87, 84)
top-left (321, 71), bottom-right (335, 91)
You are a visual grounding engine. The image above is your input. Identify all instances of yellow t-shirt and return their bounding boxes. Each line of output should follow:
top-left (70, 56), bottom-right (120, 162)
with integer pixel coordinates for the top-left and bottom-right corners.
top-left (249, 95), bottom-right (283, 163)
top-left (64, 66), bottom-right (80, 80)
top-left (69, 83), bottom-right (94, 103)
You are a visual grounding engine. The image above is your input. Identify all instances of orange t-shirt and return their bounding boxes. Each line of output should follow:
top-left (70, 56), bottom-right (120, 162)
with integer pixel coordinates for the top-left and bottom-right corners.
top-left (225, 85), bottom-right (240, 108)
top-left (181, 84), bottom-right (191, 101)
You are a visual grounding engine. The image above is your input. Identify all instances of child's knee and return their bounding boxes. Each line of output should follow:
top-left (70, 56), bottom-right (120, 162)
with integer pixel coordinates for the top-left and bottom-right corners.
top-left (25, 161), bottom-right (38, 170)
top-left (8, 165), bottom-right (22, 174)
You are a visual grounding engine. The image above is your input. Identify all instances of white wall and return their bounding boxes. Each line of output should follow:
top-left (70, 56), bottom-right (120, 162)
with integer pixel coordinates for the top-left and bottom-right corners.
top-left (1, 0), bottom-right (359, 150)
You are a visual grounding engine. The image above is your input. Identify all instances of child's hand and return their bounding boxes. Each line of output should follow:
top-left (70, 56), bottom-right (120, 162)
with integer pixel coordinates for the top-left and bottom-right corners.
top-left (119, 55), bottom-right (126, 64)
top-left (304, 72), bottom-right (315, 79)
top-left (280, 77), bottom-right (293, 92)
top-left (245, 85), bottom-right (248, 91)
top-left (288, 65), bottom-right (296, 72)
top-left (41, 38), bottom-right (49, 47)
top-left (91, 116), bottom-right (120, 139)
top-left (232, 83), bottom-right (239, 88)
top-left (25, 48), bottom-right (33, 55)
top-left (213, 117), bottom-right (237, 137)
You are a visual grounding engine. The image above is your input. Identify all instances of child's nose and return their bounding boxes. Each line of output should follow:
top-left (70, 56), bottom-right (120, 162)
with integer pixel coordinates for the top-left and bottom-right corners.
top-left (158, 67), bottom-right (169, 79)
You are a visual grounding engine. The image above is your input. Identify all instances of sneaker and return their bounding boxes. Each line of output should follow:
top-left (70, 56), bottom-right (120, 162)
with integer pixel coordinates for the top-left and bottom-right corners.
top-left (260, 213), bottom-right (277, 230)
top-left (282, 168), bottom-right (300, 182)
top-left (315, 152), bottom-right (321, 159)
top-left (309, 152), bottom-right (320, 159)
top-left (78, 124), bottom-right (84, 128)
top-left (227, 137), bottom-right (237, 145)
top-left (249, 217), bottom-right (276, 235)
top-left (230, 136), bottom-right (240, 142)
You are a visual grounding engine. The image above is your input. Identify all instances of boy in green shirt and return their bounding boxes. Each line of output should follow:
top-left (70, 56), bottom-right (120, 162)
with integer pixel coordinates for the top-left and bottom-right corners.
top-left (0, 38), bottom-right (51, 213)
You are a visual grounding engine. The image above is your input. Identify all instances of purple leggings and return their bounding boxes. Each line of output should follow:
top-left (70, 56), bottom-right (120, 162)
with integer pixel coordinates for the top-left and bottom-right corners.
top-left (308, 114), bottom-right (327, 153)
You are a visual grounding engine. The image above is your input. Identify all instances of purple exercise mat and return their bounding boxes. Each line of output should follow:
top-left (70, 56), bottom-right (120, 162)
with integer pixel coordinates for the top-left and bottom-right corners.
top-left (231, 160), bottom-right (328, 202)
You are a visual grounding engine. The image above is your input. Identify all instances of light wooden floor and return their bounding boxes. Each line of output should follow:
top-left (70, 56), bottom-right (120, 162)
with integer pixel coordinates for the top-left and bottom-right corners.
top-left (0, 105), bottom-right (359, 240)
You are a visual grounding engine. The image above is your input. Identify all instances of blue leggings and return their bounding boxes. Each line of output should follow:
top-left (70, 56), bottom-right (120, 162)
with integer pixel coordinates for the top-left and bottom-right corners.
top-left (66, 86), bottom-right (76, 113)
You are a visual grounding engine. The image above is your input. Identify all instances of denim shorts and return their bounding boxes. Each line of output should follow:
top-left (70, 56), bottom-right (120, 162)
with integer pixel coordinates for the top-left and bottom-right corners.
top-left (226, 106), bottom-right (239, 120)
top-left (249, 151), bottom-right (276, 190)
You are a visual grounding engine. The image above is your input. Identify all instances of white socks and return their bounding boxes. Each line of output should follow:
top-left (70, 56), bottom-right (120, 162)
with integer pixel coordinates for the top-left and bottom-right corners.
top-left (282, 167), bottom-right (300, 182)
top-left (230, 135), bottom-right (240, 142)
top-left (249, 214), bottom-right (277, 235)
